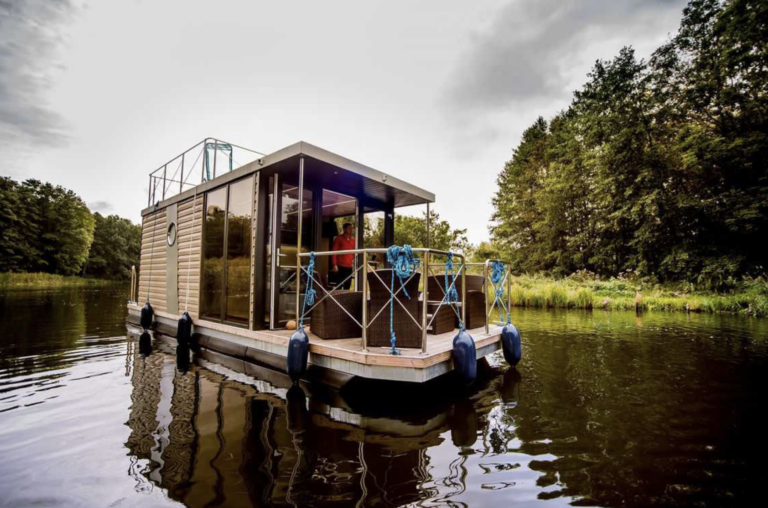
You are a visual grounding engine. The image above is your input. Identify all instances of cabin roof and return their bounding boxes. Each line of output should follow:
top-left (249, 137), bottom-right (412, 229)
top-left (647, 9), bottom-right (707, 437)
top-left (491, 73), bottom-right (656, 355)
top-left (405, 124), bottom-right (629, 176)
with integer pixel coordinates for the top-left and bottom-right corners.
top-left (142, 140), bottom-right (435, 216)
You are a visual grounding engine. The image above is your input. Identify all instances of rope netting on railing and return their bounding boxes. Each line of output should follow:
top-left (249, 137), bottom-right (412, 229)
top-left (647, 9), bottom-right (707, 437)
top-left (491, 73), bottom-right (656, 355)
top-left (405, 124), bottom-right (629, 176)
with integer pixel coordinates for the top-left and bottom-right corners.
top-left (385, 245), bottom-right (420, 355)
top-left (490, 260), bottom-right (511, 325)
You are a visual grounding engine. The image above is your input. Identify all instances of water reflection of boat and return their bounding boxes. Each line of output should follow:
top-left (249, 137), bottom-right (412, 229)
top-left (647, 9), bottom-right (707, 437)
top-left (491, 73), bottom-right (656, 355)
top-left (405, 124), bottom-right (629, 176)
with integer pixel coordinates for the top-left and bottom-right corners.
top-left (124, 331), bottom-right (521, 506)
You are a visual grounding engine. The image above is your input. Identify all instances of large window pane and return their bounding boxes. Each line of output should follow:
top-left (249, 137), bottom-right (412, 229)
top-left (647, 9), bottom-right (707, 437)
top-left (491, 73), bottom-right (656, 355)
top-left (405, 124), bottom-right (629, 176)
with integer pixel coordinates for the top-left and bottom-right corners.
top-left (202, 187), bottom-right (226, 320)
top-left (225, 178), bottom-right (253, 324)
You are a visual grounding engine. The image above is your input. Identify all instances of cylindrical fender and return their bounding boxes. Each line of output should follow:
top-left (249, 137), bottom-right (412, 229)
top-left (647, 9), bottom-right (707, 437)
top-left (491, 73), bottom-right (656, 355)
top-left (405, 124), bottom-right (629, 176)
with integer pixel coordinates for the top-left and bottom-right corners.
top-left (286, 329), bottom-right (309, 382)
top-left (177, 311), bottom-right (193, 346)
top-left (452, 329), bottom-right (477, 385)
top-left (140, 302), bottom-right (154, 330)
top-left (501, 323), bottom-right (522, 366)
top-left (139, 331), bottom-right (152, 357)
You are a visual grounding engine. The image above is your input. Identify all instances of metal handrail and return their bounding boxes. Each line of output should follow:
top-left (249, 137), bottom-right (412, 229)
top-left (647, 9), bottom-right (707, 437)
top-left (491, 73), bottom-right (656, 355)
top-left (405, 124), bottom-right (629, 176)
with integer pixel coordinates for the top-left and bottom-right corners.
top-left (429, 259), bottom-right (513, 334)
top-left (147, 137), bottom-right (265, 206)
top-left (297, 248), bottom-right (466, 353)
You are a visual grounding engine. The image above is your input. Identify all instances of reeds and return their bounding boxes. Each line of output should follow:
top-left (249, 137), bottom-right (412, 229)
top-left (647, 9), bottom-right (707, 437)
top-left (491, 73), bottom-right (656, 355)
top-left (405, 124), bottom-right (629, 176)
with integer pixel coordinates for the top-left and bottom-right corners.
top-left (499, 274), bottom-right (768, 317)
top-left (0, 272), bottom-right (117, 289)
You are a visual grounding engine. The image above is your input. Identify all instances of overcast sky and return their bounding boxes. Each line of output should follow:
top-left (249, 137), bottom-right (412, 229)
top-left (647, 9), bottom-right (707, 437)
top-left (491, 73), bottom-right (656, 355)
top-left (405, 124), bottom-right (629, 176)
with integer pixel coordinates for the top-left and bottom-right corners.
top-left (1, 0), bottom-right (686, 243)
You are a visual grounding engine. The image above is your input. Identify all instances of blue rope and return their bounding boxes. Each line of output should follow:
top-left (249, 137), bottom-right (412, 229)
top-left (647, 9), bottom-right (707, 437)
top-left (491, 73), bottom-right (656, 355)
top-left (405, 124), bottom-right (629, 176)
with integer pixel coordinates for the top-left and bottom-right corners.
top-left (385, 245), bottom-right (420, 355)
top-left (491, 260), bottom-right (510, 324)
top-left (298, 252), bottom-right (316, 329)
top-left (445, 252), bottom-right (464, 330)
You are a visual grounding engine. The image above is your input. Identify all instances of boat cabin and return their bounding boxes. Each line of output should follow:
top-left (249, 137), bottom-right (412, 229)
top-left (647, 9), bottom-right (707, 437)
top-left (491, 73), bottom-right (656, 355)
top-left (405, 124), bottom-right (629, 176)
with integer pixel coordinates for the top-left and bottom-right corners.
top-left (128, 138), bottom-right (508, 385)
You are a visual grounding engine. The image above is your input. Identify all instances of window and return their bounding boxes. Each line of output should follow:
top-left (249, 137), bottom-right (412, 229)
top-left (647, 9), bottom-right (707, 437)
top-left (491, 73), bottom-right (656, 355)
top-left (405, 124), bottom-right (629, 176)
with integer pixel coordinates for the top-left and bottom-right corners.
top-left (201, 177), bottom-right (254, 325)
top-left (167, 222), bottom-right (177, 246)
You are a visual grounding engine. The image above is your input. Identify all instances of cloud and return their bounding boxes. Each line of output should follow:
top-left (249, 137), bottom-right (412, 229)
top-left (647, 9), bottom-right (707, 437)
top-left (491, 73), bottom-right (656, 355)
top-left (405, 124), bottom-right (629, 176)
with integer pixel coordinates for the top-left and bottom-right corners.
top-left (89, 200), bottom-right (113, 213)
top-left (443, 0), bottom-right (686, 150)
top-left (0, 0), bottom-right (78, 150)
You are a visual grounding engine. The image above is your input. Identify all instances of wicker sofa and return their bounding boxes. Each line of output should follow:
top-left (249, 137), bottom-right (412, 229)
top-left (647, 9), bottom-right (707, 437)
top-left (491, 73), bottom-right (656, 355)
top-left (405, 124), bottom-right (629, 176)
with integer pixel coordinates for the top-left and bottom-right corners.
top-left (426, 274), bottom-right (486, 330)
top-left (309, 290), bottom-right (363, 339)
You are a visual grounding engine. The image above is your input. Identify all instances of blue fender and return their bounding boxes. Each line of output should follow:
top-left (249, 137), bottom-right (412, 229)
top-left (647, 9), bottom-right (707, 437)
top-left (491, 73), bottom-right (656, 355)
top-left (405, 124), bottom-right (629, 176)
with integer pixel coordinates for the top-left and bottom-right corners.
top-left (176, 343), bottom-right (190, 373)
top-left (177, 311), bottom-right (193, 346)
top-left (286, 384), bottom-right (310, 434)
top-left (449, 398), bottom-right (478, 448)
top-left (452, 329), bottom-right (477, 385)
top-left (139, 331), bottom-right (152, 357)
top-left (140, 302), bottom-right (154, 330)
top-left (286, 329), bottom-right (310, 382)
top-left (501, 323), bottom-right (522, 366)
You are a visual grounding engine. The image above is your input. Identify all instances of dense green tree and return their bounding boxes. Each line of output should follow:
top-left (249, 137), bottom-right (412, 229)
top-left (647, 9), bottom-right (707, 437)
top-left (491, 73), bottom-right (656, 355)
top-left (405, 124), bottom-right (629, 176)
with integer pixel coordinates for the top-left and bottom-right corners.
top-left (0, 178), bottom-right (95, 275)
top-left (491, 0), bottom-right (768, 288)
top-left (85, 213), bottom-right (142, 280)
top-left (394, 210), bottom-right (469, 253)
top-left (1, 177), bottom-right (142, 279)
top-left (0, 177), bottom-right (42, 272)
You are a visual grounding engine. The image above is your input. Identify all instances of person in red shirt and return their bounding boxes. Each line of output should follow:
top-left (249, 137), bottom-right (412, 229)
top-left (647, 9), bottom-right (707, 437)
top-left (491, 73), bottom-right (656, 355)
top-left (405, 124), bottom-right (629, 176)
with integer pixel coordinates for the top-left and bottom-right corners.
top-left (331, 222), bottom-right (355, 289)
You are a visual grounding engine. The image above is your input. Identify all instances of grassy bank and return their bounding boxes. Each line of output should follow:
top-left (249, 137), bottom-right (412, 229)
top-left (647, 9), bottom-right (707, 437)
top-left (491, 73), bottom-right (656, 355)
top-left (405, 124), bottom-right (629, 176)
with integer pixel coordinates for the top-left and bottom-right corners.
top-left (0, 272), bottom-right (120, 289)
top-left (503, 273), bottom-right (768, 318)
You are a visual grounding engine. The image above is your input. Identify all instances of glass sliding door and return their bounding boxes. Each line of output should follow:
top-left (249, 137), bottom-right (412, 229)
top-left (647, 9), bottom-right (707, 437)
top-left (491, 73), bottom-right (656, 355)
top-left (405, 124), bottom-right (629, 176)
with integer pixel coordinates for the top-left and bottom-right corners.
top-left (225, 178), bottom-right (253, 325)
top-left (201, 188), bottom-right (226, 321)
top-left (271, 179), bottom-right (313, 327)
top-left (200, 176), bottom-right (254, 326)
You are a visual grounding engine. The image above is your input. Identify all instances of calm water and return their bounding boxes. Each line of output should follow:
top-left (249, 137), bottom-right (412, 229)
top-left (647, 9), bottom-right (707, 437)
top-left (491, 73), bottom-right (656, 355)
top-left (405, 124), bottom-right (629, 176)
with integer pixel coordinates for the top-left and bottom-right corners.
top-left (0, 287), bottom-right (766, 507)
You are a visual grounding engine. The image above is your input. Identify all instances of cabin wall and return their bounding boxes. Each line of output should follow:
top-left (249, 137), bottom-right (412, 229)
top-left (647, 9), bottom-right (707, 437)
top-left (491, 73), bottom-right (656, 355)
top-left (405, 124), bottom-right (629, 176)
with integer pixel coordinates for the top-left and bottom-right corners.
top-left (176, 195), bottom-right (203, 318)
top-left (138, 210), bottom-right (168, 312)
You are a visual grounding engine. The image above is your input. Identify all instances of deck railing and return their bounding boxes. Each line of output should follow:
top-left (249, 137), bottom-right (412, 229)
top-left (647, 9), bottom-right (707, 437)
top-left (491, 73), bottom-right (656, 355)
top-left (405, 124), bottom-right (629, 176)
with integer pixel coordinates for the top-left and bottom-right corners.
top-left (297, 248), bottom-right (468, 353)
top-left (147, 137), bottom-right (265, 207)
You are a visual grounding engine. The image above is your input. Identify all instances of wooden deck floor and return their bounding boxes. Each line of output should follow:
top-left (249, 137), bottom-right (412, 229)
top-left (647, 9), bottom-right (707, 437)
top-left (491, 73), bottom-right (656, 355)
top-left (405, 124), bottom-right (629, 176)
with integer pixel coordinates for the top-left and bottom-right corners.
top-left (253, 325), bottom-right (503, 369)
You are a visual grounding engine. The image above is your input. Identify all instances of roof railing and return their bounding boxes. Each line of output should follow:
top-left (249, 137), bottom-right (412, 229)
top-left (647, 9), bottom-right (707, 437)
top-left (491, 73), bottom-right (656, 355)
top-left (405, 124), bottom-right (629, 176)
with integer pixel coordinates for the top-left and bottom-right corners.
top-left (147, 137), bottom-right (265, 207)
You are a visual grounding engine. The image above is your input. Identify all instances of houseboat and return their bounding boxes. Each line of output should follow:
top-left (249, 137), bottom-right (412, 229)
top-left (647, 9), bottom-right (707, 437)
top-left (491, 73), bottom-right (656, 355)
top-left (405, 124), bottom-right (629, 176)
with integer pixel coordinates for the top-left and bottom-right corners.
top-left (127, 138), bottom-right (521, 386)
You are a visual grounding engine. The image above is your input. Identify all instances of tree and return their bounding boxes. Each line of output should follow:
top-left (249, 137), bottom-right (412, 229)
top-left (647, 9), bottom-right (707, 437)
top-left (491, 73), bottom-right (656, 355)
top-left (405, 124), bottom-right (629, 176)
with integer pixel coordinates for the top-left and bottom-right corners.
top-left (0, 177), bottom-right (41, 272)
top-left (394, 210), bottom-right (469, 253)
top-left (491, 0), bottom-right (768, 288)
top-left (85, 213), bottom-right (141, 280)
top-left (0, 178), bottom-right (94, 275)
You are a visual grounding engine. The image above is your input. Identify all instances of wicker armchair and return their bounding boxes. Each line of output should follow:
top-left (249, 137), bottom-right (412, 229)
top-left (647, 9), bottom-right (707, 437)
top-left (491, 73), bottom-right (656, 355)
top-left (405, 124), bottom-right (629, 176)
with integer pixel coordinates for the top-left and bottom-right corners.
top-left (426, 274), bottom-right (486, 330)
top-left (366, 270), bottom-right (422, 348)
top-left (310, 290), bottom-right (363, 339)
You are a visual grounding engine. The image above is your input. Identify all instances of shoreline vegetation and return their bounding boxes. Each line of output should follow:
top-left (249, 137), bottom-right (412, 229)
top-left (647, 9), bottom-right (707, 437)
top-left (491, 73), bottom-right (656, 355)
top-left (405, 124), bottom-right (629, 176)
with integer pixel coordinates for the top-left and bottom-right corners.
top-left (504, 273), bottom-right (768, 318)
top-left (0, 272), bottom-right (123, 290)
top-left (2, 271), bottom-right (766, 318)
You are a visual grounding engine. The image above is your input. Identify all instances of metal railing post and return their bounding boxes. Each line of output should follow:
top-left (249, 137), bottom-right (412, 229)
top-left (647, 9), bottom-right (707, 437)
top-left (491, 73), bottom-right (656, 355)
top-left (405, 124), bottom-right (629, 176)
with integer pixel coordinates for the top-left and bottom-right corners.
top-left (213, 140), bottom-right (218, 180)
top-left (484, 259), bottom-right (490, 334)
top-left (362, 251), bottom-right (368, 352)
top-left (295, 157), bottom-right (304, 326)
top-left (507, 261), bottom-right (512, 324)
top-left (162, 165), bottom-right (167, 200)
top-left (180, 153), bottom-right (184, 194)
top-left (461, 254), bottom-right (467, 328)
top-left (147, 176), bottom-right (151, 207)
top-left (421, 250), bottom-right (429, 353)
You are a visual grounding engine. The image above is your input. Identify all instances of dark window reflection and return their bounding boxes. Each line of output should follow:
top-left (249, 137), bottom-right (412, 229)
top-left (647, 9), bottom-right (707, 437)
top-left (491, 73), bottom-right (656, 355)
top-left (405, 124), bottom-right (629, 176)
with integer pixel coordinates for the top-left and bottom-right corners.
top-left (201, 177), bottom-right (253, 325)
top-left (202, 187), bottom-right (226, 321)
top-left (226, 178), bottom-right (253, 325)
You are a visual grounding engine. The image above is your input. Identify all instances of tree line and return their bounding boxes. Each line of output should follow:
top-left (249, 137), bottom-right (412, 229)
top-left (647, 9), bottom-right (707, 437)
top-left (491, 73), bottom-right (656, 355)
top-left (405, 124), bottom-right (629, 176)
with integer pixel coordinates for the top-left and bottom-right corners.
top-left (491, 0), bottom-right (767, 289)
top-left (0, 177), bottom-right (141, 280)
